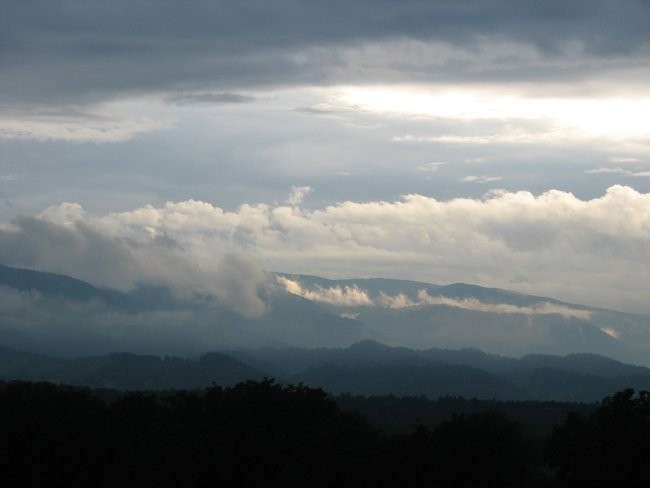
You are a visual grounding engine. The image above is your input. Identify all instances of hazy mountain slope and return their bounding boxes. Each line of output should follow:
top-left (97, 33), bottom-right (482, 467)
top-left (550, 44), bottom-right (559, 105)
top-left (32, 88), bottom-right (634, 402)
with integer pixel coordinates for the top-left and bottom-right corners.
top-left (0, 346), bottom-right (267, 389)
top-left (259, 292), bottom-right (370, 348)
top-left (279, 273), bottom-right (576, 308)
top-left (0, 345), bottom-right (68, 382)
top-left (225, 340), bottom-right (420, 377)
top-left (0, 263), bottom-right (137, 309)
top-left (517, 353), bottom-right (650, 378)
top-left (276, 273), bottom-right (650, 366)
top-left (0, 264), bottom-right (369, 356)
top-left (3, 264), bottom-right (650, 364)
top-left (231, 340), bottom-right (650, 402)
top-left (4, 340), bottom-right (650, 401)
top-left (292, 363), bottom-right (526, 401)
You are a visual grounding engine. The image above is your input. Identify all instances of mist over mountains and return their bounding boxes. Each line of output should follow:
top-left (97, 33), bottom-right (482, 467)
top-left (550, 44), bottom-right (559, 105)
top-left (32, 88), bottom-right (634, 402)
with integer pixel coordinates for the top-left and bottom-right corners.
top-left (2, 263), bottom-right (650, 367)
top-left (4, 262), bottom-right (650, 403)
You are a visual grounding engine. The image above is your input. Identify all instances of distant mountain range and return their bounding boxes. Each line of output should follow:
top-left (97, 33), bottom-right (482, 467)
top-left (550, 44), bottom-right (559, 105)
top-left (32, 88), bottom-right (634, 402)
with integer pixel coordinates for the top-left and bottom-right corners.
top-left (3, 340), bottom-right (650, 403)
top-left (0, 345), bottom-right (266, 390)
top-left (0, 264), bottom-right (367, 356)
top-left (226, 339), bottom-right (650, 402)
top-left (2, 263), bottom-right (650, 367)
top-left (274, 273), bottom-right (650, 366)
top-left (2, 258), bottom-right (649, 402)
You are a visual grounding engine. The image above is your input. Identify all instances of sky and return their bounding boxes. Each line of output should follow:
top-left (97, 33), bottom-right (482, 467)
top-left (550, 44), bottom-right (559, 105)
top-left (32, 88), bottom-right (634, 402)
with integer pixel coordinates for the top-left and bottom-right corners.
top-left (1, 0), bottom-right (650, 313)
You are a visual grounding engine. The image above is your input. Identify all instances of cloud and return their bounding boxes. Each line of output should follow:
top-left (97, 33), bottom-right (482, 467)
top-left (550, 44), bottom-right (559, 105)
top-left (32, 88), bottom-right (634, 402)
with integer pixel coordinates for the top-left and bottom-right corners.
top-left (1, 185), bottom-right (650, 313)
top-left (39, 202), bottom-right (87, 226)
top-left (600, 326), bottom-right (621, 340)
top-left (0, 285), bottom-right (263, 355)
top-left (609, 157), bottom-right (642, 164)
top-left (286, 186), bottom-right (313, 206)
top-left (0, 112), bottom-right (173, 143)
top-left (215, 254), bottom-right (268, 318)
top-left (462, 175), bottom-right (503, 183)
top-left (378, 292), bottom-right (416, 309)
top-left (586, 167), bottom-right (650, 177)
top-left (0, 214), bottom-right (268, 318)
top-left (277, 277), bottom-right (373, 307)
top-left (278, 277), bottom-right (590, 320)
top-left (418, 162), bottom-right (446, 172)
top-left (413, 291), bottom-right (591, 320)
top-left (394, 131), bottom-right (566, 146)
top-left (166, 92), bottom-right (256, 105)
top-left (356, 87), bottom-right (650, 151)
top-left (4, 1), bottom-right (650, 109)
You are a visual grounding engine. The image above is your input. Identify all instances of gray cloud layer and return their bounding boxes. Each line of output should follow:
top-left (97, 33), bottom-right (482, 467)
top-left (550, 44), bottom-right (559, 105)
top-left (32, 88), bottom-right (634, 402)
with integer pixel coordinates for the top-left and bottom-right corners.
top-left (3, 0), bottom-right (650, 107)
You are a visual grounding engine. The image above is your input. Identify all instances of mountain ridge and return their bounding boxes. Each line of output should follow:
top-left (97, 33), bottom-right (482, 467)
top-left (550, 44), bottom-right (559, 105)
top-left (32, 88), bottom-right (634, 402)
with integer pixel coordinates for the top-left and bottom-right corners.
top-left (3, 340), bottom-right (650, 402)
top-left (2, 263), bottom-right (650, 366)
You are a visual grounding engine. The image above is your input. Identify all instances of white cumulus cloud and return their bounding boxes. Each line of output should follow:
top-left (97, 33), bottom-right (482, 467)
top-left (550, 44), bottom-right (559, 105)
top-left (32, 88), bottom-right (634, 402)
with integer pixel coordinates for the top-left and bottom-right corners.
top-left (286, 186), bottom-right (313, 206)
top-left (2, 185), bottom-right (650, 313)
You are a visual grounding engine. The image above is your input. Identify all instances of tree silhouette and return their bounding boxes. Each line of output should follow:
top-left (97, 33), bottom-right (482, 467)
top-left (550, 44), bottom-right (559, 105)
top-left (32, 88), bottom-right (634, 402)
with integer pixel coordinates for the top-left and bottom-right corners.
top-left (547, 388), bottom-right (650, 487)
top-left (10, 380), bottom-right (648, 486)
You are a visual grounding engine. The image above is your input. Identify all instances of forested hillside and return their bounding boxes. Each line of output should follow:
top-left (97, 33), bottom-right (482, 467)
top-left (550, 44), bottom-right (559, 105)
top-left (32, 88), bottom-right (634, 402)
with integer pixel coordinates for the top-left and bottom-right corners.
top-left (2, 380), bottom-right (648, 487)
top-left (4, 341), bottom-right (650, 402)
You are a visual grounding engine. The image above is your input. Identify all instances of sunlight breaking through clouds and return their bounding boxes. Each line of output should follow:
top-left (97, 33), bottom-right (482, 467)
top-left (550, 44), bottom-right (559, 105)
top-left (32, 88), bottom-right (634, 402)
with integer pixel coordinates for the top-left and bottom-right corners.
top-left (337, 87), bottom-right (650, 150)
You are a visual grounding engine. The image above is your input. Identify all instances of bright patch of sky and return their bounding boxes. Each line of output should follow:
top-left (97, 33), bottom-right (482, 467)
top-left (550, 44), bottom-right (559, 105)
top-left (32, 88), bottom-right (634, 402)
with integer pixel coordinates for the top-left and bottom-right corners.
top-left (336, 86), bottom-right (650, 147)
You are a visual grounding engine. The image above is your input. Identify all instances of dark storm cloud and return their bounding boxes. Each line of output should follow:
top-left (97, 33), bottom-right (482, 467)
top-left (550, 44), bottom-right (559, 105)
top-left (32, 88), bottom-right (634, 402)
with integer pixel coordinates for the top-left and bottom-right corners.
top-left (2, 0), bottom-right (649, 106)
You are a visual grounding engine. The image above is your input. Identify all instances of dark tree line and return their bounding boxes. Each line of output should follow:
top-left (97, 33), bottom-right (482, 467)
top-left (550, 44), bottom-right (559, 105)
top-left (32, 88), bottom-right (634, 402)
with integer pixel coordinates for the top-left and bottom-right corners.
top-left (546, 388), bottom-right (650, 488)
top-left (1, 380), bottom-right (649, 487)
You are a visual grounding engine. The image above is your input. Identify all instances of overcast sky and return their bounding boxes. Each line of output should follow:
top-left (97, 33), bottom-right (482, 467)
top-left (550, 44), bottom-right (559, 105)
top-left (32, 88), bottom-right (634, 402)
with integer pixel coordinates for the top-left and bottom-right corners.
top-left (1, 0), bottom-right (650, 313)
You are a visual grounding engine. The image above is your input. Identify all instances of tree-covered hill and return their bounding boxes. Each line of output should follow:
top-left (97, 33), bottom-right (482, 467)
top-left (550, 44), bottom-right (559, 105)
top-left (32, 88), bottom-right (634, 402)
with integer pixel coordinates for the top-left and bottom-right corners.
top-left (4, 341), bottom-right (650, 401)
top-left (2, 380), bottom-right (648, 487)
